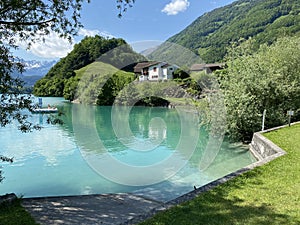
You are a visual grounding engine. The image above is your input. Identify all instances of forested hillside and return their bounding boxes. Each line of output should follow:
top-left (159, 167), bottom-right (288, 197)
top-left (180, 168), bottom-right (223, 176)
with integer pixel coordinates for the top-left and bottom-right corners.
top-left (151, 0), bottom-right (300, 63)
top-left (33, 35), bottom-right (146, 97)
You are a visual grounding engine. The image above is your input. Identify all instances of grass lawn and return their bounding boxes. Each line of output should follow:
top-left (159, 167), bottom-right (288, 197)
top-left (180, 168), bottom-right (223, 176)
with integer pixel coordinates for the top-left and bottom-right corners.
top-left (140, 123), bottom-right (300, 225)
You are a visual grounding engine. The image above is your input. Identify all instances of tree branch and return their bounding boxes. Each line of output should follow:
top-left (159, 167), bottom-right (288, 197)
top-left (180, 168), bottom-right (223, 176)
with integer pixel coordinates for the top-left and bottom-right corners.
top-left (0, 18), bottom-right (55, 26)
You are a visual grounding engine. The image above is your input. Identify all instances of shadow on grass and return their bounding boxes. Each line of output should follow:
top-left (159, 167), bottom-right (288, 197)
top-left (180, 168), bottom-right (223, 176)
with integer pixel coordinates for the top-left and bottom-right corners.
top-left (140, 168), bottom-right (299, 225)
top-left (141, 188), bottom-right (297, 225)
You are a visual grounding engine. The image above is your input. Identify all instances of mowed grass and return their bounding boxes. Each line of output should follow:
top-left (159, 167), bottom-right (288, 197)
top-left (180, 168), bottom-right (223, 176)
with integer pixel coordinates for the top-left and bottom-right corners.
top-left (140, 123), bottom-right (300, 225)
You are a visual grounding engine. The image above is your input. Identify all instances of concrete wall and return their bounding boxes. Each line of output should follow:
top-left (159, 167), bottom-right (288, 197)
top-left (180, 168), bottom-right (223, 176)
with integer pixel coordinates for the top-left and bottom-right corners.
top-left (247, 123), bottom-right (300, 163)
top-left (249, 132), bottom-right (283, 161)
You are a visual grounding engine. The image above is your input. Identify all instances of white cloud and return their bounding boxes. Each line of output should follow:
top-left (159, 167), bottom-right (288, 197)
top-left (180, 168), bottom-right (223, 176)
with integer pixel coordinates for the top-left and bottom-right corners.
top-left (78, 28), bottom-right (114, 38)
top-left (17, 32), bottom-right (74, 59)
top-left (162, 0), bottom-right (190, 15)
top-left (78, 28), bottom-right (100, 37)
top-left (16, 28), bottom-right (115, 59)
top-left (31, 33), bottom-right (73, 59)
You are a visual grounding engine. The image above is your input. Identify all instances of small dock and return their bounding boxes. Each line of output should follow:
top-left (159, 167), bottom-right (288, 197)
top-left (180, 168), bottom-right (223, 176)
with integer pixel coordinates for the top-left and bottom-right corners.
top-left (32, 108), bottom-right (58, 113)
top-left (33, 97), bottom-right (58, 113)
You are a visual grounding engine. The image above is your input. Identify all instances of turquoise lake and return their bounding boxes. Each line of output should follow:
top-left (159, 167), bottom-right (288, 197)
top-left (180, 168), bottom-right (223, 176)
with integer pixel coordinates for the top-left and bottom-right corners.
top-left (0, 97), bottom-right (256, 202)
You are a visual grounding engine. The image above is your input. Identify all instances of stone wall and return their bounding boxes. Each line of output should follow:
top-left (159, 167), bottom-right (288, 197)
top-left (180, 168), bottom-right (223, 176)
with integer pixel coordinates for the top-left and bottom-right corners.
top-left (249, 132), bottom-right (282, 161)
top-left (248, 123), bottom-right (299, 163)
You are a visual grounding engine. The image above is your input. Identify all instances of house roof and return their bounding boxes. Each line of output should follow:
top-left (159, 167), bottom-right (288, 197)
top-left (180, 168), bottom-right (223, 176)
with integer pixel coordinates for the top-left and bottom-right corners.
top-left (190, 63), bottom-right (224, 71)
top-left (190, 64), bottom-right (206, 71)
top-left (134, 61), bottom-right (178, 73)
top-left (134, 61), bottom-right (160, 73)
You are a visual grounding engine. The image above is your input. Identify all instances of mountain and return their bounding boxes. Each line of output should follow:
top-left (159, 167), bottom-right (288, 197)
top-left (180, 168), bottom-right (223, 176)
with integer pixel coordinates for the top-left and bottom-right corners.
top-left (139, 46), bottom-right (158, 56)
top-left (12, 60), bottom-right (57, 87)
top-left (22, 60), bottom-right (57, 76)
top-left (150, 0), bottom-right (300, 63)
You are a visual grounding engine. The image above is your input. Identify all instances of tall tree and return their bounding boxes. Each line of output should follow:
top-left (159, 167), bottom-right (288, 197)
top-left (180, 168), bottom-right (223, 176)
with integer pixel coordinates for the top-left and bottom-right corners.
top-left (220, 37), bottom-right (300, 141)
top-left (0, 0), bottom-right (134, 171)
top-left (0, 0), bottom-right (135, 130)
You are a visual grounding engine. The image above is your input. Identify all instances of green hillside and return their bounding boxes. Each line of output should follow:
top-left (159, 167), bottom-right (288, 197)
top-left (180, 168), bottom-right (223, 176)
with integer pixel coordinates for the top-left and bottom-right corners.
top-left (69, 61), bottom-right (136, 105)
top-left (33, 35), bottom-right (145, 97)
top-left (151, 0), bottom-right (300, 63)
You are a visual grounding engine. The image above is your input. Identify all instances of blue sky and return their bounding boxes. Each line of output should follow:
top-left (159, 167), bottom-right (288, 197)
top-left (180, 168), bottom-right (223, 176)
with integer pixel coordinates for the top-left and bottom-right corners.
top-left (16, 0), bottom-right (235, 61)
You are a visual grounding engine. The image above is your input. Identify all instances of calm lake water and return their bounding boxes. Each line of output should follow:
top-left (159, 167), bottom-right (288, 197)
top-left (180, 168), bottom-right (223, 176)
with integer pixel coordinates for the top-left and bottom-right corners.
top-left (0, 97), bottom-right (256, 202)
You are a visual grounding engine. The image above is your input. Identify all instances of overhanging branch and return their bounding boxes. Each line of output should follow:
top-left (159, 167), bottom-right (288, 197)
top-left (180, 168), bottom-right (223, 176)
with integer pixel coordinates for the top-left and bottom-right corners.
top-left (0, 18), bottom-right (55, 26)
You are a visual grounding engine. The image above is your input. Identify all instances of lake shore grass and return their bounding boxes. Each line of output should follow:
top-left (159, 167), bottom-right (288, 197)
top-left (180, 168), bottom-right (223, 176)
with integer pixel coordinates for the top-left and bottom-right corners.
top-left (139, 123), bottom-right (300, 225)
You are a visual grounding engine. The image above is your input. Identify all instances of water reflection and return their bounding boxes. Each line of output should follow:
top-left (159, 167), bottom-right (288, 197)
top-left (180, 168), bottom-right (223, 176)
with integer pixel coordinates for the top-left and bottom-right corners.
top-left (0, 98), bottom-right (256, 201)
top-left (0, 117), bottom-right (75, 166)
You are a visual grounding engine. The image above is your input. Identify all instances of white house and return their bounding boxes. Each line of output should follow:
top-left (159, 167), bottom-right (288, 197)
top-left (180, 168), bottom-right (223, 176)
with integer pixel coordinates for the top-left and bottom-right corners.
top-left (134, 61), bottom-right (178, 81)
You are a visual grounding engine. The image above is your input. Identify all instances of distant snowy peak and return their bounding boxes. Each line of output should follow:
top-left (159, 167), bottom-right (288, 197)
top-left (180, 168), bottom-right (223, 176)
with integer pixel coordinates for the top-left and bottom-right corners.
top-left (24, 61), bottom-right (42, 69)
top-left (12, 59), bottom-right (57, 86)
top-left (22, 60), bottom-right (57, 71)
top-left (17, 59), bottom-right (57, 77)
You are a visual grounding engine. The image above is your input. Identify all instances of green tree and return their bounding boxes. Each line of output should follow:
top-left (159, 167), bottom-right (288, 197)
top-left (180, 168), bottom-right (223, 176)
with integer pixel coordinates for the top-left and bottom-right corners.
top-left (0, 0), bottom-right (135, 176)
top-left (0, 0), bottom-right (88, 133)
top-left (1, 0), bottom-right (135, 129)
top-left (220, 37), bottom-right (300, 141)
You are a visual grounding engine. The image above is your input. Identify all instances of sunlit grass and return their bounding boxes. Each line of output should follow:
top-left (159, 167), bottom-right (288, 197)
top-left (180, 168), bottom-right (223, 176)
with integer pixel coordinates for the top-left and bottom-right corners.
top-left (140, 123), bottom-right (300, 225)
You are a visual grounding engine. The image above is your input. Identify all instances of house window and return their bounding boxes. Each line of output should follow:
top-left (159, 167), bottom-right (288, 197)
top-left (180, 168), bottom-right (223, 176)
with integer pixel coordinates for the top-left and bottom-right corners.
top-left (153, 67), bottom-right (157, 72)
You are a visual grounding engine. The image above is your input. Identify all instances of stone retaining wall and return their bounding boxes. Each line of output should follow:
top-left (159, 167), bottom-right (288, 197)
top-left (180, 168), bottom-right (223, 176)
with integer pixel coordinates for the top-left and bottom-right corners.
top-left (249, 132), bottom-right (285, 161)
top-left (249, 122), bottom-right (300, 162)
